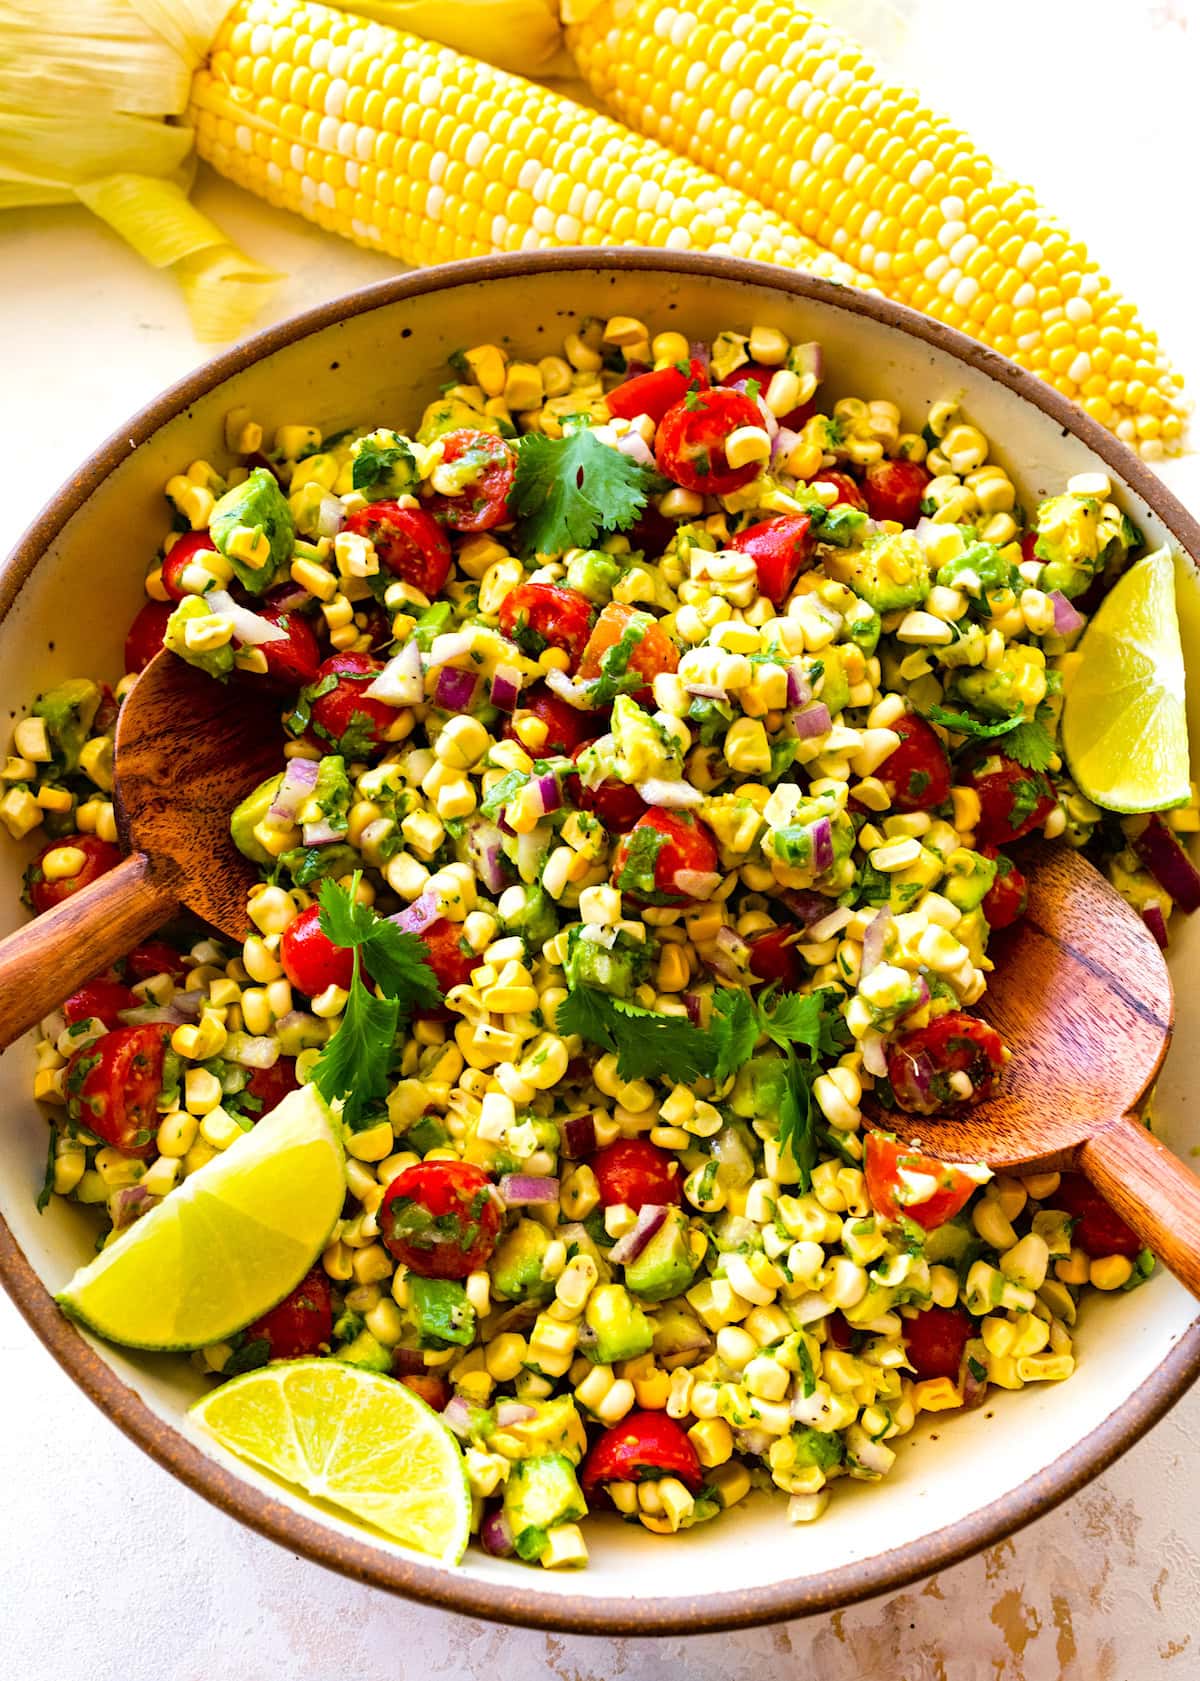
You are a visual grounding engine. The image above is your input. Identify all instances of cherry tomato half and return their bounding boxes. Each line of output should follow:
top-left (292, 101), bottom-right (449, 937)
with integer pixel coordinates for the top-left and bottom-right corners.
top-left (878, 713), bottom-right (952, 813)
top-left (124, 600), bottom-right (173, 674)
top-left (65, 1024), bottom-right (171, 1159)
top-left (886, 1010), bottom-right (1007, 1116)
top-left (591, 1138), bottom-right (683, 1211)
top-left (380, 1159), bottom-right (502, 1278)
top-left (815, 470), bottom-right (867, 510)
top-left (577, 604), bottom-right (679, 703)
top-left (124, 940), bottom-right (189, 985)
top-left (498, 583), bottom-right (596, 669)
top-left (255, 604), bottom-right (322, 689)
top-left (862, 459), bottom-right (931, 527)
top-left (655, 388), bottom-right (765, 496)
top-left (398, 1371), bottom-right (451, 1410)
top-left (503, 684), bottom-right (602, 757)
top-left (746, 924), bottom-right (806, 991)
top-left (1049, 1172), bottom-right (1141, 1259)
top-left (280, 904), bottom-right (356, 997)
top-left (966, 754), bottom-right (1057, 848)
top-left (426, 430), bottom-right (516, 532)
top-left (864, 1132), bottom-right (982, 1230)
top-left (607, 358), bottom-right (709, 424)
top-left (242, 1266), bottom-right (333, 1360)
top-left (161, 530), bottom-right (219, 601)
top-left (308, 651), bottom-right (397, 754)
top-left (720, 362), bottom-right (814, 430)
top-left (63, 978), bottom-right (137, 1031)
top-left (245, 1056), bottom-right (301, 1117)
top-left (582, 1412), bottom-right (702, 1496)
top-left (981, 849), bottom-right (1029, 930)
top-left (730, 514), bottom-right (816, 607)
top-left (568, 751), bottom-right (649, 834)
top-left (611, 808), bottom-right (719, 906)
top-left (27, 834), bottom-right (121, 915)
top-left (345, 501), bottom-right (452, 597)
top-left (904, 1305), bottom-right (974, 1382)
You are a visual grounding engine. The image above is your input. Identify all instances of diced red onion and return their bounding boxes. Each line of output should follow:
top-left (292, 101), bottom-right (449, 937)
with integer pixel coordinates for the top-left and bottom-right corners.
top-left (264, 580), bottom-right (312, 614)
top-left (1050, 591), bottom-right (1085, 636)
top-left (312, 491), bottom-right (347, 539)
top-left (490, 665), bottom-right (523, 712)
top-left (786, 663), bottom-right (812, 708)
top-left (861, 906), bottom-right (893, 977)
top-left (118, 1003), bottom-right (186, 1026)
top-left (792, 702), bottom-right (831, 739)
top-left (754, 394), bottom-right (779, 438)
top-left (636, 777), bottom-right (703, 809)
top-left (494, 1400), bottom-right (537, 1427)
top-left (962, 1364), bottom-right (988, 1410)
top-left (772, 426), bottom-right (800, 466)
top-left (1143, 904), bottom-right (1169, 949)
top-left (616, 429), bottom-right (655, 466)
top-left (684, 682), bottom-right (730, 701)
top-left (734, 1427), bottom-right (773, 1456)
top-left (709, 925), bottom-right (751, 981)
top-left (682, 991), bottom-right (704, 1026)
top-left (479, 1509), bottom-right (516, 1558)
top-left (428, 631), bottom-right (475, 666)
top-left (544, 668), bottom-right (600, 710)
top-left (808, 815), bottom-right (834, 875)
top-left (434, 665), bottom-right (477, 710)
top-left (466, 820), bottom-right (508, 894)
top-left (1133, 815), bottom-right (1200, 914)
top-left (529, 771), bottom-right (561, 819)
top-left (229, 1035), bottom-right (280, 1069)
top-left (563, 1113), bottom-right (597, 1158)
top-left (441, 1395), bottom-right (475, 1439)
top-left (608, 1203), bottom-right (668, 1265)
top-left (391, 887), bottom-right (440, 934)
top-left (364, 640), bottom-right (423, 706)
top-left (301, 819), bottom-right (341, 847)
top-left (689, 339), bottom-right (708, 363)
top-left (499, 1174), bottom-right (560, 1206)
top-left (109, 1184), bottom-right (160, 1233)
top-left (391, 1347), bottom-right (425, 1375)
top-left (205, 590), bottom-right (288, 645)
top-left (807, 906), bottom-right (852, 943)
top-left (782, 890), bottom-right (836, 927)
top-left (899, 974), bottom-right (931, 1020)
top-left (674, 869), bottom-right (721, 901)
top-left (860, 1032), bottom-right (888, 1078)
top-left (269, 755), bottom-right (320, 821)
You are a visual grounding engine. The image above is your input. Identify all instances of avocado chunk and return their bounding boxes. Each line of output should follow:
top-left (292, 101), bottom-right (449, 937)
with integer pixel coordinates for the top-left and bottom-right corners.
top-left (564, 928), bottom-right (642, 999)
top-left (500, 882), bottom-right (559, 952)
top-left (335, 1328), bottom-right (393, 1373)
top-left (825, 530), bottom-right (930, 613)
top-left (934, 539), bottom-right (1019, 599)
top-left (489, 1396), bottom-right (588, 1463)
top-left (816, 644), bottom-right (850, 716)
top-left (944, 848), bottom-right (998, 912)
top-left (565, 549), bottom-right (623, 604)
top-left (623, 1207), bottom-right (698, 1303)
top-left (502, 1454), bottom-right (587, 1563)
top-left (413, 600), bottom-right (454, 652)
top-left (950, 644), bottom-right (1046, 718)
top-left (417, 393), bottom-right (501, 445)
top-left (209, 466), bottom-right (294, 593)
top-left (650, 1303), bottom-right (712, 1368)
top-left (32, 679), bottom-right (101, 775)
top-left (163, 596), bottom-right (236, 681)
top-left (1033, 493), bottom-right (1101, 599)
top-left (304, 755), bottom-right (351, 832)
top-left (790, 1426), bottom-right (844, 1471)
top-left (230, 772), bottom-right (283, 866)
top-left (490, 1217), bottom-right (552, 1302)
top-left (583, 1283), bottom-right (654, 1364)
top-left (409, 1276), bottom-right (476, 1348)
top-left (279, 841), bottom-right (360, 888)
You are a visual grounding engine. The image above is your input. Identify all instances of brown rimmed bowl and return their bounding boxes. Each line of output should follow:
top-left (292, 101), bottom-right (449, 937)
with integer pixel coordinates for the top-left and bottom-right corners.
top-left (2, 250), bottom-right (1199, 1635)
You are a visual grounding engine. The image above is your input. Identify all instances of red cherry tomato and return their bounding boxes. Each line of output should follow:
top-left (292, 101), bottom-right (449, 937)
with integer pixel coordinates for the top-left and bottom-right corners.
top-left (345, 500), bottom-right (452, 597)
top-left (825, 1310), bottom-right (859, 1351)
top-left (426, 430), bottom-right (516, 531)
top-left (627, 505), bottom-right (681, 560)
top-left (611, 808), bottom-right (719, 906)
top-left (498, 583), bottom-right (596, 669)
top-left (245, 1056), bottom-right (301, 1116)
top-left (904, 1305), bottom-right (974, 1382)
top-left (746, 924), bottom-right (805, 990)
top-left (27, 834), bottom-right (121, 915)
top-left (503, 684), bottom-right (603, 757)
top-left (591, 1138), bottom-right (683, 1211)
top-left (420, 917), bottom-right (481, 994)
top-left (981, 850), bottom-right (1029, 930)
top-left (1049, 1172), bottom-right (1141, 1259)
top-left (124, 600), bottom-right (173, 673)
top-left (730, 514), bottom-right (816, 606)
top-left (398, 1371), bottom-right (451, 1410)
top-left (254, 604), bottom-right (322, 689)
top-left (878, 713), bottom-right (953, 813)
top-left (161, 530), bottom-right (219, 601)
top-left (1020, 530), bottom-right (1038, 567)
top-left (577, 603), bottom-right (679, 703)
top-left (280, 904), bottom-right (356, 997)
top-left (242, 1266), bottom-right (333, 1360)
top-left (582, 1412), bottom-right (702, 1496)
top-left (864, 1132), bottom-right (982, 1230)
top-left (655, 388), bottom-right (766, 496)
top-left (63, 978), bottom-right (137, 1031)
top-left (607, 358), bottom-right (709, 424)
top-left (380, 1159), bottom-right (502, 1278)
top-left (886, 1010), bottom-right (1007, 1116)
top-left (862, 459), bottom-right (932, 527)
top-left (124, 941), bottom-right (189, 985)
top-left (64, 1024), bottom-right (171, 1159)
top-left (966, 754), bottom-right (1057, 847)
top-left (815, 470), bottom-right (867, 510)
top-left (568, 746), bottom-right (650, 833)
top-left (720, 362), bottom-right (814, 430)
top-left (308, 651), bottom-right (397, 753)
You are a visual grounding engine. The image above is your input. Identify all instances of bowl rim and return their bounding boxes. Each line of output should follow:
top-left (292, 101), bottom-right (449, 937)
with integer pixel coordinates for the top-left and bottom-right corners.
top-left (3, 246), bottom-right (1200, 1635)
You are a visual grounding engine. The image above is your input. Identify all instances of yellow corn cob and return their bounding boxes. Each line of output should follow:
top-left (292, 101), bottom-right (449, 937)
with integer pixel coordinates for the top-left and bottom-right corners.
top-left (567, 0), bottom-right (1188, 458)
top-left (190, 0), bottom-right (873, 285)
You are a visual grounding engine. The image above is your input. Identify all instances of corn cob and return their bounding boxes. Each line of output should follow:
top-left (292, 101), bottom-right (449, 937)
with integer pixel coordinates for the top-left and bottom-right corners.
top-left (189, 0), bottom-right (873, 286)
top-left (567, 0), bottom-right (1188, 458)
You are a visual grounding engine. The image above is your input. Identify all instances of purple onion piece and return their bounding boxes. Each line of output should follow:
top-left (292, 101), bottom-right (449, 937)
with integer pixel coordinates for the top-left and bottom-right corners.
top-left (562, 1113), bottom-right (597, 1158)
top-left (785, 663), bottom-right (812, 708)
top-left (861, 906), bottom-right (893, 977)
top-left (616, 430), bottom-right (654, 466)
top-left (792, 702), bottom-right (831, 740)
top-left (684, 681), bottom-right (729, 702)
top-left (771, 426), bottom-right (799, 466)
top-left (608, 1203), bottom-right (668, 1265)
top-left (535, 771), bottom-right (562, 816)
top-left (808, 815), bottom-right (834, 875)
top-left (498, 1174), bottom-right (560, 1206)
top-left (494, 1400), bottom-right (537, 1427)
top-left (264, 580), bottom-right (312, 614)
top-left (117, 1003), bottom-right (186, 1027)
top-left (682, 991), bottom-right (704, 1026)
top-left (434, 665), bottom-right (477, 711)
top-left (1143, 904), bottom-right (1169, 949)
top-left (391, 1346), bottom-right (425, 1375)
top-left (490, 665), bottom-right (522, 712)
top-left (390, 887), bottom-right (441, 934)
top-left (269, 755), bottom-right (320, 821)
top-left (441, 1395), bottom-right (475, 1439)
top-left (861, 1033), bottom-right (888, 1078)
top-left (466, 820), bottom-right (509, 895)
top-left (206, 589), bottom-right (289, 646)
top-left (708, 924), bottom-right (751, 982)
top-left (301, 819), bottom-right (341, 847)
top-left (480, 1510), bottom-right (516, 1558)
top-left (109, 1184), bottom-right (160, 1233)
top-left (674, 868), bottom-right (720, 902)
top-left (1050, 590), bottom-right (1085, 636)
top-left (782, 889), bottom-right (836, 927)
top-left (961, 1364), bottom-right (988, 1410)
top-left (1133, 815), bottom-right (1200, 914)
top-left (635, 777), bottom-right (703, 809)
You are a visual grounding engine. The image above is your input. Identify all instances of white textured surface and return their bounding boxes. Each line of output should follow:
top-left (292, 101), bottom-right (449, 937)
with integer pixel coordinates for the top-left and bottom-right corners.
top-left (3, 2), bottom-right (1200, 1673)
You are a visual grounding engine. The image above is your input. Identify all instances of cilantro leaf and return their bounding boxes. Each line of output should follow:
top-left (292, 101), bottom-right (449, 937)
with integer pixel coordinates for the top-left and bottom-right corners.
top-left (352, 435), bottom-right (415, 493)
top-left (779, 1054), bottom-right (818, 1191)
top-left (1002, 717), bottom-right (1056, 772)
top-left (557, 987), bottom-right (710, 1083)
top-left (315, 878), bottom-right (441, 1009)
top-left (925, 705), bottom-right (1024, 741)
top-left (710, 990), bottom-right (759, 1087)
top-left (311, 958), bottom-right (400, 1131)
top-left (511, 425), bottom-right (653, 557)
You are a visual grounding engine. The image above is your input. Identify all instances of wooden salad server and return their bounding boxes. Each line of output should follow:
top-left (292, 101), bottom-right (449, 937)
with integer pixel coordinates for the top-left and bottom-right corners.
top-left (0, 651), bottom-right (283, 1052)
top-left (899, 844), bottom-right (1200, 1298)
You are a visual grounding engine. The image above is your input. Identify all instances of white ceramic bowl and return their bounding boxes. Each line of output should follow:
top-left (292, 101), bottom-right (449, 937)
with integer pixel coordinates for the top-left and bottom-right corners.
top-left (2, 251), bottom-right (1198, 1634)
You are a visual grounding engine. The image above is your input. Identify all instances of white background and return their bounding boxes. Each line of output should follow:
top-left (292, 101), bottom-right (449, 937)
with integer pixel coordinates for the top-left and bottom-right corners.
top-left (3, 2), bottom-right (1200, 1674)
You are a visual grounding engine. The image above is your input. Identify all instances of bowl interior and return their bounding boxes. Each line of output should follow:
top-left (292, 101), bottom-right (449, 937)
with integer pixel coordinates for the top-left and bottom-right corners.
top-left (2, 255), bottom-right (1198, 1630)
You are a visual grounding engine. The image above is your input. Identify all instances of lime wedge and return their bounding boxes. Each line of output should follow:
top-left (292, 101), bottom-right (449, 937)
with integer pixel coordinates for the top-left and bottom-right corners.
top-left (57, 1085), bottom-right (344, 1351)
top-left (190, 1359), bottom-right (471, 1562)
top-left (1062, 546), bottom-right (1191, 814)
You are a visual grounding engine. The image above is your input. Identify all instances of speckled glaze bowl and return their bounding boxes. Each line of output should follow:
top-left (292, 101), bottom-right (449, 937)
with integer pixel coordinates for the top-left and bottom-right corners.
top-left (2, 251), bottom-right (1199, 1635)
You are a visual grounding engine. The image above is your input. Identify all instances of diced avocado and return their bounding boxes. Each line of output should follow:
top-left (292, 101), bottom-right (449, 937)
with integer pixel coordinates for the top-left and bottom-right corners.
top-left (349, 428), bottom-right (420, 497)
top-left (32, 679), bottom-right (102, 774)
top-left (935, 539), bottom-right (1019, 599)
top-left (409, 1276), bottom-right (476, 1348)
top-left (564, 930), bottom-right (640, 1000)
top-left (336, 1328), bottom-right (393, 1373)
top-left (407, 1114), bottom-right (449, 1155)
top-left (623, 1207), bottom-right (699, 1302)
top-left (230, 772), bottom-right (283, 866)
top-left (824, 530), bottom-right (930, 613)
top-left (817, 645), bottom-right (850, 716)
top-left (791, 1427), bottom-right (844, 1471)
top-left (304, 755), bottom-right (351, 832)
top-left (490, 1217), bottom-right (552, 1302)
top-left (610, 694), bottom-right (680, 784)
top-left (923, 1216), bottom-right (973, 1266)
top-left (500, 882), bottom-right (559, 952)
top-left (844, 599), bottom-right (881, 656)
top-left (413, 600), bottom-right (454, 652)
top-left (163, 596), bottom-right (236, 680)
top-left (944, 848), bottom-right (998, 912)
top-left (565, 549), bottom-right (623, 604)
top-left (502, 1454), bottom-right (587, 1562)
top-left (815, 505), bottom-right (869, 549)
top-left (489, 1396), bottom-right (588, 1463)
top-left (1033, 492), bottom-right (1102, 599)
top-left (417, 394), bottom-right (501, 445)
top-left (650, 1303), bottom-right (711, 1368)
top-left (279, 842), bottom-right (359, 888)
top-left (841, 1280), bottom-right (898, 1327)
top-left (950, 644), bottom-right (1046, 719)
top-left (209, 466), bottom-right (294, 592)
top-left (583, 1283), bottom-right (653, 1365)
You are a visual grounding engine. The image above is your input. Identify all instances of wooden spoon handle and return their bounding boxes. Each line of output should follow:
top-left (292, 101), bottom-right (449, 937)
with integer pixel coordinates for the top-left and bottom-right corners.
top-left (1078, 1114), bottom-right (1200, 1300)
top-left (0, 853), bottom-right (177, 1052)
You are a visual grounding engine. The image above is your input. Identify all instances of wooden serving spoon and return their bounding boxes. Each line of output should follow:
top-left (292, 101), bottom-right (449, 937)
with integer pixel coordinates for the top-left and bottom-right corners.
top-left (0, 651), bottom-right (284, 1051)
top-left (893, 844), bottom-right (1200, 1298)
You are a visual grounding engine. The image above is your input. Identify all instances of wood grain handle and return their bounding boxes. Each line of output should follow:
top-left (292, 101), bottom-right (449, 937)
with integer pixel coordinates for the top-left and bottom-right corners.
top-left (0, 853), bottom-right (178, 1052)
top-left (1078, 1115), bottom-right (1200, 1300)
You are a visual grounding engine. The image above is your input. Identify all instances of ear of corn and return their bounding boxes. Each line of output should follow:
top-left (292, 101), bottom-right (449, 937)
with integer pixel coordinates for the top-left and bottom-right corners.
top-left (189, 0), bottom-right (873, 282)
top-left (566, 0), bottom-right (1188, 458)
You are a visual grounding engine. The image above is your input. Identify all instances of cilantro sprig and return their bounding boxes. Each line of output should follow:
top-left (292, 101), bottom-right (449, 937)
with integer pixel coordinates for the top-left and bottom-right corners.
top-left (310, 879), bottom-right (442, 1129)
top-left (925, 704), bottom-right (1056, 773)
top-left (510, 423), bottom-right (654, 557)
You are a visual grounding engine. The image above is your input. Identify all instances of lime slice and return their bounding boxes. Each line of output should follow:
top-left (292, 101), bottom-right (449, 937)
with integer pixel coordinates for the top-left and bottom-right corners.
top-left (190, 1359), bottom-right (471, 1563)
top-left (57, 1085), bottom-right (344, 1351)
top-left (1062, 546), bottom-right (1191, 814)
